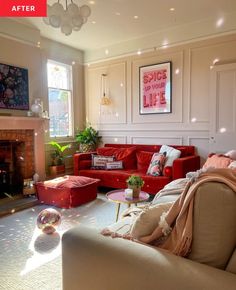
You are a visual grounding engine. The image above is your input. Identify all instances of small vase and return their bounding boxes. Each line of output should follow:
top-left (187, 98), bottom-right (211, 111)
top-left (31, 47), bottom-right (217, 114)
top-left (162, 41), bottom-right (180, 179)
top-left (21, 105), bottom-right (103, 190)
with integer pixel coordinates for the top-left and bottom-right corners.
top-left (128, 185), bottom-right (141, 198)
top-left (31, 98), bottom-right (43, 117)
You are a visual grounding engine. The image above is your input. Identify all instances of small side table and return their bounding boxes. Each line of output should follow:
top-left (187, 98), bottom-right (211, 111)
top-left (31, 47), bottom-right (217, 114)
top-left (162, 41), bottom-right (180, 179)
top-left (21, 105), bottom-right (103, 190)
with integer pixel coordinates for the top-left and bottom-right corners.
top-left (106, 189), bottom-right (150, 222)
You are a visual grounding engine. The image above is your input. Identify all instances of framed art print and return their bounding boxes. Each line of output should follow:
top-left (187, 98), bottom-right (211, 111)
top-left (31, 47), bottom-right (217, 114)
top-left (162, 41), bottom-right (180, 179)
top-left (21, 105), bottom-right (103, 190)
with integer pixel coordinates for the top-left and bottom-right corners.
top-left (0, 63), bottom-right (29, 110)
top-left (139, 61), bottom-right (172, 114)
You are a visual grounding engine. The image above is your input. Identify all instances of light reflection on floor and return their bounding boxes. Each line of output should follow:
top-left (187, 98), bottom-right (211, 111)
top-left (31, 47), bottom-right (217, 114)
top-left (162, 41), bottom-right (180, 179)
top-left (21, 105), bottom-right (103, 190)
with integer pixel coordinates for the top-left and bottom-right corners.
top-left (0, 193), bottom-right (138, 289)
top-left (20, 226), bottom-right (66, 275)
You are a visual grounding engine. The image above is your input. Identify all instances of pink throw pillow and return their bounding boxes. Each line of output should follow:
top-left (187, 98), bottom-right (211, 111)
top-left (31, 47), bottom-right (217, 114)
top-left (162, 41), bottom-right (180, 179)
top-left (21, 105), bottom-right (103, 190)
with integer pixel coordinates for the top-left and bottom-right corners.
top-left (203, 154), bottom-right (232, 169)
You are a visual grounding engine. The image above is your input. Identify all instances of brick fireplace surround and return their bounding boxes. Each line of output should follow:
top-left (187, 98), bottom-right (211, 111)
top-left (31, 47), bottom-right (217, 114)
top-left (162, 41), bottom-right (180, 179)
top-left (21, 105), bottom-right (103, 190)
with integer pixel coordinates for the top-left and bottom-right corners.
top-left (0, 116), bottom-right (46, 180)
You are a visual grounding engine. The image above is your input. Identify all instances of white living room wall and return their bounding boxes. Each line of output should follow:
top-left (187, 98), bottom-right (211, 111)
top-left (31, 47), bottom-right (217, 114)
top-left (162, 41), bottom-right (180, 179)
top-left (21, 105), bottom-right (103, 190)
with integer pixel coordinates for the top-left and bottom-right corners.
top-left (85, 33), bottom-right (236, 164)
top-left (0, 32), bottom-right (84, 175)
top-left (0, 35), bottom-right (43, 117)
top-left (0, 34), bottom-right (84, 135)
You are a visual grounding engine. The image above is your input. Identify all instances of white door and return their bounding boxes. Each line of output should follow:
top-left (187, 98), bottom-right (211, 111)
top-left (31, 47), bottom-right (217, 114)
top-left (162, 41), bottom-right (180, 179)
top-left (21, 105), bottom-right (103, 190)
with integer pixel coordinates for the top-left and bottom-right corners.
top-left (209, 63), bottom-right (236, 153)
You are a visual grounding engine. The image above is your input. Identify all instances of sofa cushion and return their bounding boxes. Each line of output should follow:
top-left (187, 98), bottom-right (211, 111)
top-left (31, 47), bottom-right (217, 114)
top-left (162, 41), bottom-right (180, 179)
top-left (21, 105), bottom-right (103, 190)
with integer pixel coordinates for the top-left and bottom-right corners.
top-left (98, 146), bottom-right (137, 169)
top-left (177, 147), bottom-right (188, 157)
top-left (147, 153), bottom-right (166, 176)
top-left (160, 145), bottom-right (181, 167)
top-left (106, 216), bottom-right (134, 235)
top-left (130, 202), bottom-right (173, 239)
top-left (228, 161), bottom-right (236, 169)
top-left (151, 178), bottom-right (188, 205)
top-left (97, 147), bottom-right (118, 156)
top-left (91, 155), bottom-right (115, 169)
top-left (136, 151), bottom-right (154, 173)
top-left (42, 175), bottom-right (99, 188)
top-left (225, 150), bottom-right (236, 160)
top-left (188, 181), bottom-right (236, 269)
top-left (115, 147), bottom-right (137, 169)
top-left (203, 154), bottom-right (232, 169)
top-left (79, 169), bottom-right (171, 194)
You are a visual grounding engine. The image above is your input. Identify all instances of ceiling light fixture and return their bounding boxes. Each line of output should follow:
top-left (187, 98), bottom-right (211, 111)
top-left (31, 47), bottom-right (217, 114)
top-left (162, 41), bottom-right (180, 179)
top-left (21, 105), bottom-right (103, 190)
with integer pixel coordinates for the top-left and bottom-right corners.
top-left (43, 1), bottom-right (91, 36)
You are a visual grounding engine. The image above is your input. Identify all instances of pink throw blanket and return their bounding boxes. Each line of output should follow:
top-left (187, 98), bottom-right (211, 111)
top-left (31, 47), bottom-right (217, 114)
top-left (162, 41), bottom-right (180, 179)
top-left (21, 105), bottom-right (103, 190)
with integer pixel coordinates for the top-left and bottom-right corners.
top-left (140, 168), bottom-right (236, 256)
top-left (101, 168), bottom-right (236, 257)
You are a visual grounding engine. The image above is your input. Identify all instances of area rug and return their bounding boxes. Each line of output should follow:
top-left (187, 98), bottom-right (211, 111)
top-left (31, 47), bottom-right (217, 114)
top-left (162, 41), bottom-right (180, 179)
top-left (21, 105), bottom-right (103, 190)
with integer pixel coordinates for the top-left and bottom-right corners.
top-left (0, 194), bottom-right (130, 290)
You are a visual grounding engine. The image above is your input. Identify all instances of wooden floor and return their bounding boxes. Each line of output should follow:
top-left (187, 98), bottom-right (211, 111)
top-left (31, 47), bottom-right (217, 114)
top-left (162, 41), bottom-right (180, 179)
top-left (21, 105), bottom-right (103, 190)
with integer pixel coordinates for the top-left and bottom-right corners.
top-left (0, 194), bottom-right (39, 217)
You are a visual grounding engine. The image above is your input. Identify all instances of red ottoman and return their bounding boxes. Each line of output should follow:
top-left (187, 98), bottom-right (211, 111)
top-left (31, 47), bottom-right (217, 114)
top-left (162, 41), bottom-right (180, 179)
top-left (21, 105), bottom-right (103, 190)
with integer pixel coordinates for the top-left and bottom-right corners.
top-left (36, 175), bottom-right (100, 209)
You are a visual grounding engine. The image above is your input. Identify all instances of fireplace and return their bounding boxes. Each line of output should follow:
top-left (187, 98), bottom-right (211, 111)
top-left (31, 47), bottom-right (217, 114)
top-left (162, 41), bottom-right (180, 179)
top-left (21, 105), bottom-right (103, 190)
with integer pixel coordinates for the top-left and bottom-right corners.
top-left (0, 137), bottom-right (32, 197)
top-left (0, 116), bottom-right (46, 195)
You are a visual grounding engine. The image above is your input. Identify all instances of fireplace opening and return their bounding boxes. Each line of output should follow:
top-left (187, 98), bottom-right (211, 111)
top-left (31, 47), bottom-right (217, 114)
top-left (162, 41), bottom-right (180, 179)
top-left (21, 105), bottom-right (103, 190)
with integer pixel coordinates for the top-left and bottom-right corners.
top-left (0, 125), bottom-right (42, 216)
top-left (0, 140), bottom-right (25, 198)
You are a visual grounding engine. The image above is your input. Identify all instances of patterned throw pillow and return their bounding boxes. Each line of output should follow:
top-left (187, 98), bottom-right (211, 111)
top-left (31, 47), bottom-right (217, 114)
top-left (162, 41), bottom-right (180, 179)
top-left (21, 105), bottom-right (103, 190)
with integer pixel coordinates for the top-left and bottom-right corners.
top-left (105, 161), bottom-right (123, 170)
top-left (146, 152), bottom-right (166, 176)
top-left (91, 155), bottom-right (115, 169)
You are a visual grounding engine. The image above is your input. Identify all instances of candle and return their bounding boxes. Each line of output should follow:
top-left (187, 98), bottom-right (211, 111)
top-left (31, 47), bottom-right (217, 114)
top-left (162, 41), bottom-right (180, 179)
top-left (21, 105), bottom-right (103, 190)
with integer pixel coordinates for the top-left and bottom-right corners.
top-left (125, 188), bottom-right (133, 199)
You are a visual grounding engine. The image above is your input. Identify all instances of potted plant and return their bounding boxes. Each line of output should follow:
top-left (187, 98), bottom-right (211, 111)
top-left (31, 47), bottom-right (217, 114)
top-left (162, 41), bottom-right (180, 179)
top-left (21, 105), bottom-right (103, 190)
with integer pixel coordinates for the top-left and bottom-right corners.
top-left (49, 141), bottom-right (70, 176)
top-left (126, 175), bottom-right (145, 198)
top-left (76, 125), bottom-right (102, 152)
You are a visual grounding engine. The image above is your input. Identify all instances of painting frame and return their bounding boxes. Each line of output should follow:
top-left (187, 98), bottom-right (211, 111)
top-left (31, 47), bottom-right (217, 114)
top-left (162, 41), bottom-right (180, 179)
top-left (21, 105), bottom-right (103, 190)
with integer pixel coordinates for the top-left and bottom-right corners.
top-left (0, 63), bottom-right (29, 110)
top-left (139, 61), bottom-right (172, 115)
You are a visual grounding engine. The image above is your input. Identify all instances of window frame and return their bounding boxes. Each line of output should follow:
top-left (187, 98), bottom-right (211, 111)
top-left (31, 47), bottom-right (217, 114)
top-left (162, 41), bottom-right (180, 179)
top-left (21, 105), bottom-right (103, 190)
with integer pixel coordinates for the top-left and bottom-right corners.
top-left (47, 59), bottom-right (74, 139)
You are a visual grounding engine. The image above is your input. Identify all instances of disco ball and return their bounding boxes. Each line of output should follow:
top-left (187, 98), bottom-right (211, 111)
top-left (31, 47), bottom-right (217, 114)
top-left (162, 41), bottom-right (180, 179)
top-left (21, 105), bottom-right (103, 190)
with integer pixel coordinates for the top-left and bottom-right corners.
top-left (37, 208), bottom-right (61, 234)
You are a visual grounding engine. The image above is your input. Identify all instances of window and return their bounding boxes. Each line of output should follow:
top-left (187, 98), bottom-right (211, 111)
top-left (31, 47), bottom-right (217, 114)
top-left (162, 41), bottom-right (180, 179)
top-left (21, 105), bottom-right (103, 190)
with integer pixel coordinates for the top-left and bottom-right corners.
top-left (47, 60), bottom-right (73, 137)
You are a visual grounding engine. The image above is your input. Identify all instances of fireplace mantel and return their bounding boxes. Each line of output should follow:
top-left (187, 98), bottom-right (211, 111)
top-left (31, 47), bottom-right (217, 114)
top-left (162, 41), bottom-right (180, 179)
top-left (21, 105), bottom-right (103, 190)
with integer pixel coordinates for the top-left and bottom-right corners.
top-left (0, 115), bottom-right (48, 124)
top-left (0, 116), bottom-right (48, 180)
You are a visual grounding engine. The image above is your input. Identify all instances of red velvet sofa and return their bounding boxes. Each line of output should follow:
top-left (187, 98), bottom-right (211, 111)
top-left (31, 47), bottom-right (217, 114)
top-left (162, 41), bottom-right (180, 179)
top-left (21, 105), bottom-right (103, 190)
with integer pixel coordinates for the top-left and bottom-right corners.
top-left (73, 144), bottom-right (200, 195)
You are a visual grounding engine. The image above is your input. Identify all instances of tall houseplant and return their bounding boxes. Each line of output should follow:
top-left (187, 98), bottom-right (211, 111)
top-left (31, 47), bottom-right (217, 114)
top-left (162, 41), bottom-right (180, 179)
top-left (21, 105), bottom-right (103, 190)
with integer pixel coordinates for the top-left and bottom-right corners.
top-left (49, 141), bottom-right (70, 176)
top-left (76, 125), bottom-right (102, 152)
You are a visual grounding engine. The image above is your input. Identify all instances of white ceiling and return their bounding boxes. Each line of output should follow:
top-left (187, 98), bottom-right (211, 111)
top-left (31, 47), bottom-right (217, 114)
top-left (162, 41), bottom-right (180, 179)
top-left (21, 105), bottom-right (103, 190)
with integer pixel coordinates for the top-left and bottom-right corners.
top-left (13, 0), bottom-right (236, 62)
